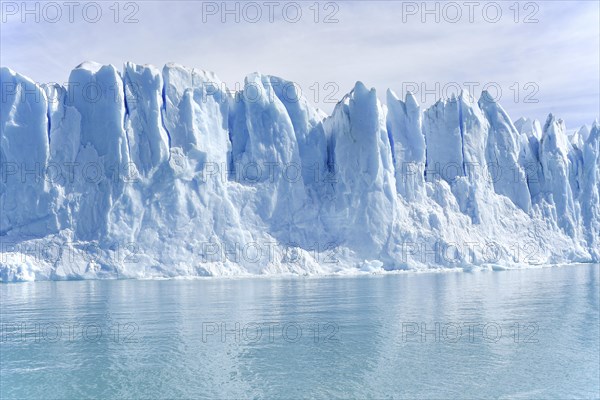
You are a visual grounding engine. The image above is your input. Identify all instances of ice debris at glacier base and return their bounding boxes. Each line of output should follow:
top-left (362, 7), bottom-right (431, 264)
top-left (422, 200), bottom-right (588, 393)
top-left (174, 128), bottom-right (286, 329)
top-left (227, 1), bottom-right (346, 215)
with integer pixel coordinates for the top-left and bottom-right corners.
top-left (0, 62), bottom-right (598, 282)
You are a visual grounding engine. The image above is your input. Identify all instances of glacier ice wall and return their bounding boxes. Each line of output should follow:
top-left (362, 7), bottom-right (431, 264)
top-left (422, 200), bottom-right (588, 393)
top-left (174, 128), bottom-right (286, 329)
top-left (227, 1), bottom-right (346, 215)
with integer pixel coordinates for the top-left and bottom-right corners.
top-left (0, 62), bottom-right (598, 281)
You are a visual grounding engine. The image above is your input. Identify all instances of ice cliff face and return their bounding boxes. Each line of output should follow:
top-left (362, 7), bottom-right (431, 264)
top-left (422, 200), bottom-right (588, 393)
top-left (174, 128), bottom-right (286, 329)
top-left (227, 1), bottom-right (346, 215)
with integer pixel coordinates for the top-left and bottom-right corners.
top-left (1, 62), bottom-right (598, 281)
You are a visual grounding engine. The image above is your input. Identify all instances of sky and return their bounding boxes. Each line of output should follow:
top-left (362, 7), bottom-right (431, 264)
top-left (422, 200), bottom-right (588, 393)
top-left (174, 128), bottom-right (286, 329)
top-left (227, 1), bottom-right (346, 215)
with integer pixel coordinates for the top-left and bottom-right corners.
top-left (1, 0), bottom-right (599, 130)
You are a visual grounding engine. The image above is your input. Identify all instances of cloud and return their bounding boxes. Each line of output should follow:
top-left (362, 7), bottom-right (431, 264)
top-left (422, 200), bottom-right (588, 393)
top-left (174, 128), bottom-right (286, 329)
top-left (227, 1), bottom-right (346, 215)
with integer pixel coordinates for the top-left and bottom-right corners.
top-left (1, 0), bottom-right (598, 128)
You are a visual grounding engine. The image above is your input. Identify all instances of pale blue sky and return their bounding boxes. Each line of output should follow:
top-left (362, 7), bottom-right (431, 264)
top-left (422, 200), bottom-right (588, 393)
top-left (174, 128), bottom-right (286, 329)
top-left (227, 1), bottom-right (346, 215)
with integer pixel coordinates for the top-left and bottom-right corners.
top-left (1, 0), bottom-right (598, 129)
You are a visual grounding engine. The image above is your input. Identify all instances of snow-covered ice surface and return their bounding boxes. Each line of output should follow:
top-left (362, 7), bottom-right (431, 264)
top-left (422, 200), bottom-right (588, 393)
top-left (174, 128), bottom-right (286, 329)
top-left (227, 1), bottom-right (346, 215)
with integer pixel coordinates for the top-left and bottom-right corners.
top-left (1, 63), bottom-right (598, 282)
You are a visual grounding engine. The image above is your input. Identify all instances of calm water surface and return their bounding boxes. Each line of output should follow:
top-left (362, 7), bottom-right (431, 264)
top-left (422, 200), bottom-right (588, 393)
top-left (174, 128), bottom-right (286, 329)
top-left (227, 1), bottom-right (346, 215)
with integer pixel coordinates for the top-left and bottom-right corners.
top-left (1, 265), bottom-right (599, 399)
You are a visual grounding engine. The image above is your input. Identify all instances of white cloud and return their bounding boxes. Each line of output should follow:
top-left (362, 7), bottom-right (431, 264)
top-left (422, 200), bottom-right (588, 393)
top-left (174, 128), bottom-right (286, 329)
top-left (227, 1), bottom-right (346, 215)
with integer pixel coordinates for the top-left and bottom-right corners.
top-left (1, 0), bottom-right (598, 128)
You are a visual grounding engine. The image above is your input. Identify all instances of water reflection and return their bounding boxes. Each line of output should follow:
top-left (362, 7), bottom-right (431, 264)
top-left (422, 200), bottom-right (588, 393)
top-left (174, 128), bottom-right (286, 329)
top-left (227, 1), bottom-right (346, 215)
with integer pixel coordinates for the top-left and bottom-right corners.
top-left (1, 265), bottom-right (598, 399)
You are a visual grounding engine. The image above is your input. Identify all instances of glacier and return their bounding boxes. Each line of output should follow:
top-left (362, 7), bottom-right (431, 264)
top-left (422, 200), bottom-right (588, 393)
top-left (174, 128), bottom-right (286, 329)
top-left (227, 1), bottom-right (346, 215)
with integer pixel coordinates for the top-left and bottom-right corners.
top-left (0, 62), bottom-right (598, 282)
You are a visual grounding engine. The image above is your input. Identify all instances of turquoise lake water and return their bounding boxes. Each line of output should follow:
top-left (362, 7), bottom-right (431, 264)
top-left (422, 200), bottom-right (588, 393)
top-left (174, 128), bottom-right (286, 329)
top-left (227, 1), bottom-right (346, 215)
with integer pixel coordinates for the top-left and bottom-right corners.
top-left (1, 264), bottom-right (599, 399)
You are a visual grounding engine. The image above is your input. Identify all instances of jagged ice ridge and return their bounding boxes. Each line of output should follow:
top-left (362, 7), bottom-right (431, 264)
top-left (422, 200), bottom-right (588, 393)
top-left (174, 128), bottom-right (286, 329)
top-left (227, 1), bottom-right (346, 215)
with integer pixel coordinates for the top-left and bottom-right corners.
top-left (0, 62), bottom-right (598, 281)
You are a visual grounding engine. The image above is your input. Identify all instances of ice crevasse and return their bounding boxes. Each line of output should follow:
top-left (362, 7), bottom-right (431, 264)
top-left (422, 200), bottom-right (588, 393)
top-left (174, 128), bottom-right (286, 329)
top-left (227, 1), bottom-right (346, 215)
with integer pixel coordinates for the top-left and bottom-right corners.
top-left (0, 62), bottom-right (598, 281)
